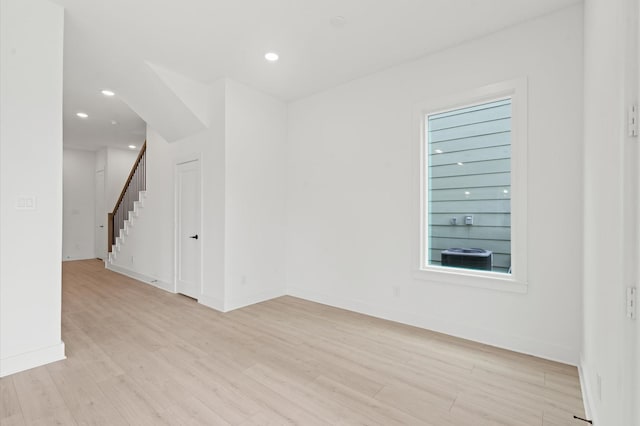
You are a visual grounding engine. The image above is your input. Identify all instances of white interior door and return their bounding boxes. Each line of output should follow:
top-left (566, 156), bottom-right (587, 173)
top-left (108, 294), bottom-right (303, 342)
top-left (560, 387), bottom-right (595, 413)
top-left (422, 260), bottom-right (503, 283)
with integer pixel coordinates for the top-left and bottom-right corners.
top-left (94, 169), bottom-right (107, 260)
top-left (176, 160), bottom-right (201, 299)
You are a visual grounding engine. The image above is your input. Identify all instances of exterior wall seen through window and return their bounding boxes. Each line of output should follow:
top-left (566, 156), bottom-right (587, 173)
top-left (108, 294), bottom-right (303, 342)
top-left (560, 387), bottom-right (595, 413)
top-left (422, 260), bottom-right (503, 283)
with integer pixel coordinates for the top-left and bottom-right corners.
top-left (426, 98), bottom-right (512, 274)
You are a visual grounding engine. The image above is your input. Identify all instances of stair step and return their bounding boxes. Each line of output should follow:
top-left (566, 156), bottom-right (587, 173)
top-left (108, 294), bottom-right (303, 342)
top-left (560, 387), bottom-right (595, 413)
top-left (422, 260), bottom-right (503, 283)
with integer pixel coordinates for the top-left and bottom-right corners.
top-left (110, 190), bottom-right (147, 264)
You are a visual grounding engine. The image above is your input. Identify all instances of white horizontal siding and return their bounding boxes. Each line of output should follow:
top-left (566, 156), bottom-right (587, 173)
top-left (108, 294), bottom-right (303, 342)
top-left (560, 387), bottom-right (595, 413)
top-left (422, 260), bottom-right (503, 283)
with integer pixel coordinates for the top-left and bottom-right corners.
top-left (430, 172), bottom-right (510, 189)
top-left (430, 103), bottom-right (510, 130)
top-left (431, 158), bottom-right (510, 178)
top-left (430, 118), bottom-right (510, 143)
top-left (430, 145), bottom-right (510, 166)
top-left (431, 132), bottom-right (510, 152)
top-left (430, 213), bottom-right (511, 227)
top-left (430, 199), bottom-right (510, 214)
top-left (431, 225), bottom-right (511, 240)
top-left (431, 187), bottom-right (511, 201)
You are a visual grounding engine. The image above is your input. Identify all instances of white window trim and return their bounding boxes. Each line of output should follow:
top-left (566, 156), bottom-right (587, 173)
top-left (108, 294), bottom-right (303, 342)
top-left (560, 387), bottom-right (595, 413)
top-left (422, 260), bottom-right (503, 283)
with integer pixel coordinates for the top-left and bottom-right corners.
top-left (412, 78), bottom-right (528, 293)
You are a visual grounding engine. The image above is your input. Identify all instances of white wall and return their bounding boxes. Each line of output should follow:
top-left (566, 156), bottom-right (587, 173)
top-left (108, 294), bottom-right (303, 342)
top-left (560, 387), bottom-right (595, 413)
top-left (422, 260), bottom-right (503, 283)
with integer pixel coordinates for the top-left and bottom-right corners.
top-left (109, 127), bottom-right (176, 289)
top-left (224, 79), bottom-right (287, 310)
top-left (95, 146), bottom-right (139, 213)
top-left (285, 5), bottom-right (584, 364)
top-left (194, 79), bottom-right (226, 309)
top-left (63, 149), bottom-right (96, 261)
top-left (105, 147), bottom-right (139, 212)
top-left (110, 80), bottom-right (225, 300)
top-left (109, 79), bottom-right (287, 311)
top-left (0, 0), bottom-right (65, 377)
top-left (95, 148), bottom-right (106, 172)
top-left (92, 146), bottom-right (139, 258)
top-left (582, 0), bottom-right (639, 424)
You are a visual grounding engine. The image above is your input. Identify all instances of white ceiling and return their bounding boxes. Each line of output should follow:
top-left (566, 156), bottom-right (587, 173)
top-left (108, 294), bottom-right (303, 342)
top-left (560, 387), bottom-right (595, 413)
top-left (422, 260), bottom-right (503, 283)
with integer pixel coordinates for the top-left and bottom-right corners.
top-left (54, 0), bottom-right (581, 151)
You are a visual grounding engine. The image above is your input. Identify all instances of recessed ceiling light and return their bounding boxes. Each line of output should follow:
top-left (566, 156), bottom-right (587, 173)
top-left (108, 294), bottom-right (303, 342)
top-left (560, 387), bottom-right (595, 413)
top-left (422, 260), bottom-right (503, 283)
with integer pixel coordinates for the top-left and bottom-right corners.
top-left (76, 112), bottom-right (88, 118)
top-left (101, 90), bottom-right (115, 97)
top-left (111, 120), bottom-right (118, 125)
top-left (128, 145), bottom-right (137, 149)
top-left (265, 52), bottom-right (279, 62)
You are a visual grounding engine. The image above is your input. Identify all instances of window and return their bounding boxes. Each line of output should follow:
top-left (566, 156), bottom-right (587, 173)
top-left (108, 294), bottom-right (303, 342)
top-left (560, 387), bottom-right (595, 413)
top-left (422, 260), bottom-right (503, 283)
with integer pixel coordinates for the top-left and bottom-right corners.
top-left (415, 80), bottom-right (527, 292)
top-left (427, 98), bottom-right (512, 273)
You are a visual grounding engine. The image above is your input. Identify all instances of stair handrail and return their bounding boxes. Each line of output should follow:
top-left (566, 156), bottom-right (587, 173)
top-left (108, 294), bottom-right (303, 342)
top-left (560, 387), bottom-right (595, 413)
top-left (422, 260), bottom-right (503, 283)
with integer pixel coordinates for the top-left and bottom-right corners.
top-left (108, 141), bottom-right (147, 253)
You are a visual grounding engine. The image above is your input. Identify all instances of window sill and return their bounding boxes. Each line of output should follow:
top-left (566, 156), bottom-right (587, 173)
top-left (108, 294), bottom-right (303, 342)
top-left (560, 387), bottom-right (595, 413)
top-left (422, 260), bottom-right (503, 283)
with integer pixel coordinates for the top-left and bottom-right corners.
top-left (413, 267), bottom-right (528, 294)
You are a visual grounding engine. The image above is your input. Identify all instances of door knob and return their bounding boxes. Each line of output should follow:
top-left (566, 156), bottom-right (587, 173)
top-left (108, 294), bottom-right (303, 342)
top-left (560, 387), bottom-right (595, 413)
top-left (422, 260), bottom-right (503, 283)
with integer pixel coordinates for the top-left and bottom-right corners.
top-left (189, 234), bottom-right (198, 240)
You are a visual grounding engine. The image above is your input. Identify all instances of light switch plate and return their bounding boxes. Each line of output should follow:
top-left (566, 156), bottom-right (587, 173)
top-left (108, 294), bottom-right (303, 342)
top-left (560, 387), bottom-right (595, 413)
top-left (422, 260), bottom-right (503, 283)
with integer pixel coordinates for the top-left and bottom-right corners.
top-left (16, 196), bottom-right (37, 210)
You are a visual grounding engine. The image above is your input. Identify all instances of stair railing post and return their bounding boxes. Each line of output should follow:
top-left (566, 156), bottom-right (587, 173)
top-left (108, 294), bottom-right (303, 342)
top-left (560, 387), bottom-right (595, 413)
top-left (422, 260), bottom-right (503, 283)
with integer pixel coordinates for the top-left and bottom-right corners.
top-left (108, 213), bottom-right (114, 253)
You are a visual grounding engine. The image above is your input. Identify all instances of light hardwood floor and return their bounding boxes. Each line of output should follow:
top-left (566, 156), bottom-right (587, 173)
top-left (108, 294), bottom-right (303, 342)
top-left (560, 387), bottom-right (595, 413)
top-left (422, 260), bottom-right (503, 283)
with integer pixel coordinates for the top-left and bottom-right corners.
top-left (0, 259), bottom-right (586, 425)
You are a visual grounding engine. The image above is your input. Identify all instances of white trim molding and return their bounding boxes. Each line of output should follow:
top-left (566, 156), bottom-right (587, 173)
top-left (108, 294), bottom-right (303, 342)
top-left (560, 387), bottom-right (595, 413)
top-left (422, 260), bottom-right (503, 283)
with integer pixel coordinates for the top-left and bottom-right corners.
top-left (225, 289), bottom-right (287, 312)
top-left (0, 341), bottom-right (66, 378)
top-left (199, 290), bottom-right (286, 313)
top-left (198, 294), bottom-right (226, 312)
top-left (288, 286), bottom-right (576, 365)
top-left (578, 357), bottom-right (599, 426)
top-left (106, 263), bottom-right (174, 293)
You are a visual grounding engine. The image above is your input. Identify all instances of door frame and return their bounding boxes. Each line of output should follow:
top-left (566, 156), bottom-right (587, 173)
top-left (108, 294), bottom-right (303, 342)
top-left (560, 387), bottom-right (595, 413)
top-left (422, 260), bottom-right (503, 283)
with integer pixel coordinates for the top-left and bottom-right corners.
top-left (173, 153), bottom-right (203, 297)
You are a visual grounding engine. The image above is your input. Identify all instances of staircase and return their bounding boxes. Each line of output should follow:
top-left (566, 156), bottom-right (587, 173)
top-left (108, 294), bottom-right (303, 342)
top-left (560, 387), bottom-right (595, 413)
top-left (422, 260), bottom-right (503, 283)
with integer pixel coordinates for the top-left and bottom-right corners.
top-left (107, 190), bottom-right (146, 263)
top-left (107, 141), bottom-right (147, 263)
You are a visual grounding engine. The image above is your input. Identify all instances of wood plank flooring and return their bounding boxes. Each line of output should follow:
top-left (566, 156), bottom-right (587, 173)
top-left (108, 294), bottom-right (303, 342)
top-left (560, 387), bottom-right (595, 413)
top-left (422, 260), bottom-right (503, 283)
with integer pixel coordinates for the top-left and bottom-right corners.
top-left (0, 259), bottom-right (586, 425)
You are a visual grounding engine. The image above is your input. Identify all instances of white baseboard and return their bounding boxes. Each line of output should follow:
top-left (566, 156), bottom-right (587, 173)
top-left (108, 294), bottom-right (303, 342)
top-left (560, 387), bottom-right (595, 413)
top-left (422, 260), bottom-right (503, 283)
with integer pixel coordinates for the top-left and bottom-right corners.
top-left (287, 286), bottom-right (578, 366)
top-left (198, 289), bottom-right (285, 313)
top-left (62, 255), bottom-right (97, 262)
top-left (100, 263), bottom-right (579, 365)
top-left (0, 341), bottom-right (66, 378)
top-left (198, 294), bottom-right (225, 312)
top-left (225, 289), bottom-right (286, 312)
top-left (106, 263), bottom-right (174, 293)
top-left (578, 357), bottom-right (598, 425)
